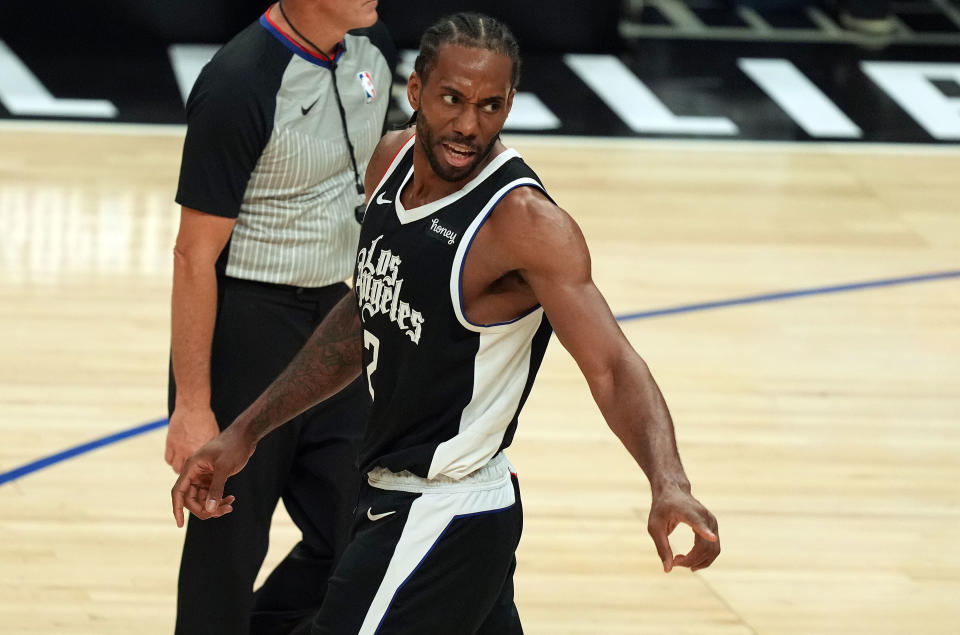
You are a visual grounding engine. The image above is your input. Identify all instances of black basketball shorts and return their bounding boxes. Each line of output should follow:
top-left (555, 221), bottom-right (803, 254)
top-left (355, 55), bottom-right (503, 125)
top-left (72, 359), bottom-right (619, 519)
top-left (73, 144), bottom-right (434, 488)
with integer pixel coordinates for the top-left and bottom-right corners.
top-left (309, 453), bottom-right (524, 635)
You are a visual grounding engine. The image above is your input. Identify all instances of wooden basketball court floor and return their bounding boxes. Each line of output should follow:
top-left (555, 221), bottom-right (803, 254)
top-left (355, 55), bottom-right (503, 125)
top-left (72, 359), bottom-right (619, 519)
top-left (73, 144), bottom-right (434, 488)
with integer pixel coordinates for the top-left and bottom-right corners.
top-left (0, 124), bottom-right (958, 634)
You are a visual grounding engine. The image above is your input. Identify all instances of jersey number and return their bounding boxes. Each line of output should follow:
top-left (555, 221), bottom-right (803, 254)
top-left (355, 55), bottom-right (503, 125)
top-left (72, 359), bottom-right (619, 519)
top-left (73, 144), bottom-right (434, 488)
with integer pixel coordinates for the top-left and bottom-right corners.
top-left (363, 330), bottom-right (380, 400)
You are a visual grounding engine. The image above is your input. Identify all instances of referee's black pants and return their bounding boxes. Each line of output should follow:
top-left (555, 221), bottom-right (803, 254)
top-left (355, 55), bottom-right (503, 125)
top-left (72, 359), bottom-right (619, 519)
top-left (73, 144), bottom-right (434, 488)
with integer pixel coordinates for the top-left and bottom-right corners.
top-left (169, 277), bottom-right (369, 635)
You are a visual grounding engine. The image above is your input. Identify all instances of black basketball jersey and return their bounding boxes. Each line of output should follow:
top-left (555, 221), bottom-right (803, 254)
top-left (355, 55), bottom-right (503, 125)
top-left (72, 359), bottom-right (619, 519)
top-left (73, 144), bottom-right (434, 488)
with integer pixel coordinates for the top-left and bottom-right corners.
top-left (354, 135), bottom-right (554, 480)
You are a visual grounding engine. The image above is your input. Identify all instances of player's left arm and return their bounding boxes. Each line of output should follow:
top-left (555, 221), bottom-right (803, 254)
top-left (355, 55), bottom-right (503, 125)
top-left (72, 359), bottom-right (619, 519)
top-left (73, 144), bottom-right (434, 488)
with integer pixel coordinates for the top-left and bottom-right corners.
top-left (496, 188), bottom-right (720, 572)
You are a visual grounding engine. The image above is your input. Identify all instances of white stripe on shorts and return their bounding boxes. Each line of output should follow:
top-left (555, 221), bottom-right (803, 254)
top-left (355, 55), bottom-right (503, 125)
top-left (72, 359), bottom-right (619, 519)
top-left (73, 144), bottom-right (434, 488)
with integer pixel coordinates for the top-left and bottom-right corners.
top-left (358, 454), bottom-right (516, 634)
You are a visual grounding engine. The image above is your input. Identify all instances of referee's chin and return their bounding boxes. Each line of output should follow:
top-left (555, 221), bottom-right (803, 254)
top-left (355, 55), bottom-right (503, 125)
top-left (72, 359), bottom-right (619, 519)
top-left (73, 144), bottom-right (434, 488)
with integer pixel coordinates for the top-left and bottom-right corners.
top-left (356, 0), bottom-right (380, 29)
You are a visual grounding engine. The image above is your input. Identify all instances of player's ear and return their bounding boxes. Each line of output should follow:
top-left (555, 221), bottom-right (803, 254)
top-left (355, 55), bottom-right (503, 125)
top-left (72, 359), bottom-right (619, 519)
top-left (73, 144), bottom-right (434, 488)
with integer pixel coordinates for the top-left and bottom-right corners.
top-left (407, 72), bottom-right (422, 112)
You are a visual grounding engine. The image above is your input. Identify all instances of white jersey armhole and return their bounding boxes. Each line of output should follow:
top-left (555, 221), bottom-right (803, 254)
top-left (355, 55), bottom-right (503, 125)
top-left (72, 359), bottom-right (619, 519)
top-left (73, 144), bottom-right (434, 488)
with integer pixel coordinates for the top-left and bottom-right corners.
top-left (450, 177), bottom-right (547, 334)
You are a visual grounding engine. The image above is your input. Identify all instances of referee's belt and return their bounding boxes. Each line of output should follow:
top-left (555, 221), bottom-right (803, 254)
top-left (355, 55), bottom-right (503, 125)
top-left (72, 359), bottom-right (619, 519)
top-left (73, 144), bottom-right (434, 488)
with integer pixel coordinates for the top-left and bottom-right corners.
top-left (222, 275), bottom-right (349, 303)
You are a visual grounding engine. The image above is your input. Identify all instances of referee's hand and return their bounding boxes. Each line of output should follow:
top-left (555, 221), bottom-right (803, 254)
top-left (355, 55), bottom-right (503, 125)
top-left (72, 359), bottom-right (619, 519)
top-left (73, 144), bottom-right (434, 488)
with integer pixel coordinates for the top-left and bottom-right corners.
top-left (165, 406), bottom-right (220, 473)
top-left (171, 426), bottom-right (254, 527)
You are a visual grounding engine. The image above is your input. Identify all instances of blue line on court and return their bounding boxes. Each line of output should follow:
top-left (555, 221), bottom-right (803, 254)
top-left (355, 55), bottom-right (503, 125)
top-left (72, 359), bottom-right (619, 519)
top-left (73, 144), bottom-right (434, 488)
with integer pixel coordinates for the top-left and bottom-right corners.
top-left (1, 268), bottom-right (958, 487)
top-left (616, 269), bottom-right (960, 321)
top-left (0, 418), bottom-right (168, 486)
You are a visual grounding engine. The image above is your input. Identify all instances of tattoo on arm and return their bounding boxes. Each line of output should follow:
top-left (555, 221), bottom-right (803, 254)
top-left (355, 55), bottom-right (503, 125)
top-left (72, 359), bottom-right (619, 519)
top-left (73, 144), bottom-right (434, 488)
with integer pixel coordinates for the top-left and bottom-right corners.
top-left (245, 294), bottom-right (363, 440)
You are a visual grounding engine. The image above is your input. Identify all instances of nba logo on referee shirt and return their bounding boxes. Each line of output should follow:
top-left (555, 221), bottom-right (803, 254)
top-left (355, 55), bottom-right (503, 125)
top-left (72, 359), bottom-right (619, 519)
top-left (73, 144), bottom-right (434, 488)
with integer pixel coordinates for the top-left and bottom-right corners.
top-left (357, 71), bottom-right (377, 103)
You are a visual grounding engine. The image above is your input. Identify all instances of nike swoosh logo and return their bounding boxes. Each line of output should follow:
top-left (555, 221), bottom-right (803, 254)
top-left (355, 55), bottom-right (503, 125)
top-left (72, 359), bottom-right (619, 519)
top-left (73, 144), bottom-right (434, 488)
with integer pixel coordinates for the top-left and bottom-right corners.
top-left (301, 98), bottom-right (320, 115)
top-left (367, 508), bottom-right (396, 522)
top-left (376, 191), bottom-right (392, 205)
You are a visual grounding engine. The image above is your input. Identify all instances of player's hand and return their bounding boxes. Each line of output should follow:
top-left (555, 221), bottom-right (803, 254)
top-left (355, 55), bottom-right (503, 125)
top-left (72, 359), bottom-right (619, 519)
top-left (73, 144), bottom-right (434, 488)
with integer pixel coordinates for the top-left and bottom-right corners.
top-left (647, 485), bottom-right (720, 572)
top-left (171, 425), bottom-right (255, 527)
top-left (165, 406), bottom-right (220, 473)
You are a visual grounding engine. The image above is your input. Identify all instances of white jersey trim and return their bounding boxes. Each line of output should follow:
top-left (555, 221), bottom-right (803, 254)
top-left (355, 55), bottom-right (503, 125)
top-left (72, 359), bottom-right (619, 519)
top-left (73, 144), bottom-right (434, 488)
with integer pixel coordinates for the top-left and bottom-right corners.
top-left (449, 177), bottom-right (547, 334)
top-left (426, 314), bottom-right (541, 480)
top-left (369, 452), bottom-right (513, 492)
top-left (426, 176), bottom-right (549, 481)
top-left (394, 147), bottom-right (522, 225)
top-left (364, 133), bottom-right (416, 216)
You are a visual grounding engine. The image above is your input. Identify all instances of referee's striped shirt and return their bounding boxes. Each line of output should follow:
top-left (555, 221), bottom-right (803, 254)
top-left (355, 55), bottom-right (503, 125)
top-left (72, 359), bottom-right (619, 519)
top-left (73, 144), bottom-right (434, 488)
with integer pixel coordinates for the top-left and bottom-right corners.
top-left (176, 12), bottom-right (395, 287)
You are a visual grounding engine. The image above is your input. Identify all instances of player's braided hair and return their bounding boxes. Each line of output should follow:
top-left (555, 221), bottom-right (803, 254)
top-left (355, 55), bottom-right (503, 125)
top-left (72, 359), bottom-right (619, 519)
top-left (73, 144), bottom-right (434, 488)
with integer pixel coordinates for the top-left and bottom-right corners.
top-left (414, 12), bottom-right (522, 90)
top-left (398, 13), bottom-right (521, 128)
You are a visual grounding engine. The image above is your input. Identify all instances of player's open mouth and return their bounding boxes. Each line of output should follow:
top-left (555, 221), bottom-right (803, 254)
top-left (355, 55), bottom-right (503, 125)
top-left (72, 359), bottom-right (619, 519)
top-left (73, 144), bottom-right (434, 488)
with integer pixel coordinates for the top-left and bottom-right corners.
top-left (441, 142), bottom-right (476, 168)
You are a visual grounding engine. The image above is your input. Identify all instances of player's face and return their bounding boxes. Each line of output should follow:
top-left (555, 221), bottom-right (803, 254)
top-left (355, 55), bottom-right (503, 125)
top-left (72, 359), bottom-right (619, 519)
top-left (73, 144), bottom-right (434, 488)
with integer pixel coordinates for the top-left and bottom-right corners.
top-left (408, 44), bottom-right (515, 183)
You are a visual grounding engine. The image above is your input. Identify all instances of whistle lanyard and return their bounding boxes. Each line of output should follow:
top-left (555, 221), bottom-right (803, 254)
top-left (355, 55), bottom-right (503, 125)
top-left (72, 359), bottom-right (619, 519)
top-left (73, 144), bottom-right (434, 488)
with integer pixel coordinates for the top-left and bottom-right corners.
top-left (327, 63), bottom-right (368, 223)
top-left (278, 0), bottom-right (367, 223)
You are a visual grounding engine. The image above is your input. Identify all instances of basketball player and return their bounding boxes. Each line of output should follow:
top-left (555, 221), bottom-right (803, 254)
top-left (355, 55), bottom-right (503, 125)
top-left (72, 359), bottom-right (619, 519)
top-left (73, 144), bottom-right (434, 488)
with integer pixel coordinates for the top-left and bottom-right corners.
top-left (173, 13), bottom-right (720, 634)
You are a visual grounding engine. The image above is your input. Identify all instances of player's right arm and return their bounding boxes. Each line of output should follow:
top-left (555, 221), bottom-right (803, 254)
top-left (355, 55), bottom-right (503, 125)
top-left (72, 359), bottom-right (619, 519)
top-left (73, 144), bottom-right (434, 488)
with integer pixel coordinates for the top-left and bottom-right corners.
top-left (172, 292), bottom-right (363, 526)
top-left (166, 208), bottom-right (236, 473)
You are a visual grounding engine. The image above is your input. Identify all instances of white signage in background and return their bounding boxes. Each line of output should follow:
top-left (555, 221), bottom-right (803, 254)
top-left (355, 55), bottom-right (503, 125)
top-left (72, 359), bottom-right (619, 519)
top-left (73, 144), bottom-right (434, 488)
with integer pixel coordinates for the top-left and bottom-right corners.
top-left (738, 58), bottom-right (862, 138)
top-left (861, 62), bottom-right (960, 140)
top-left (564, 53), bottom-right (739, 135)
top-left (503, 93), bottom-right (561, 131)
top-left (0, 39), bottom-right (117, 118)
top-left (168, 44), bottom-right (221, 105)
top-left (4, 38), bottom-right (960, 143)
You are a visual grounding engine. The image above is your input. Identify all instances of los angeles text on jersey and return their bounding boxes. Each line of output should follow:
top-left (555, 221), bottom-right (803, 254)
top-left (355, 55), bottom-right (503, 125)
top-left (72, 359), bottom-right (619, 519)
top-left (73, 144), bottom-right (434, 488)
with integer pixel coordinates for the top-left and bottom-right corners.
top-left (356, 234), bottom-right (424, 344)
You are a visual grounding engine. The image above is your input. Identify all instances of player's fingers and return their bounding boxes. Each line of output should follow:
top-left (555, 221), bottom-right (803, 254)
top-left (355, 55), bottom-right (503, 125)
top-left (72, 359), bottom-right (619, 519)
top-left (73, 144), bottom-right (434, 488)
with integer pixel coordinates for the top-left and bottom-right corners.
top-left (680, 507), bottom-right (719, 543)
top-left (164, 441), bottom-right (174, 466)
top-left (677, 534), bottom-right (721, 571)
top-left (213, 505), bottom-right (233, 518)
top-left (690, 538), bottom-right (721, 570)
top-left (672, 550), bottom-right (705, 570)
top-left (692, 559), bottom-right (718, 572)
top-left (181, 475), bottom-right (210, 520)
top-left (182, 489), bottom-right (209, 519)
top-left (172, 453), bottom-right (185, 475)
top-left (171, 474), bottom-right (190, 528)
top-left (209, 501), bottom-right (234, 518)
top-left (673, 549), bottom-right (705, 570)
top-left (204, 472), bottom-right (228, 513)
top-left (208, 495), bottom-right (235, 513)
top-left (691, 521), bottom-right (718, 543)
top-left (188, 484), bottom-right (202, 511)
top-left (686, 552), bottom-right (713, 571)
top-left (647, 520), bottom-right (674, 572)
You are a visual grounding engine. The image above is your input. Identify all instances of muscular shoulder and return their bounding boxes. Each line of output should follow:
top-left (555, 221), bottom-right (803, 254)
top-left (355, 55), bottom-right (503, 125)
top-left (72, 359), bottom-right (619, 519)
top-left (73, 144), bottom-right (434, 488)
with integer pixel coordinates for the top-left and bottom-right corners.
top-left (482, 186), bottom-right (591, 280)
top-left (499, 188), bottom-right (584, 252)
top-left (363, 128), bottom-right (415, 195)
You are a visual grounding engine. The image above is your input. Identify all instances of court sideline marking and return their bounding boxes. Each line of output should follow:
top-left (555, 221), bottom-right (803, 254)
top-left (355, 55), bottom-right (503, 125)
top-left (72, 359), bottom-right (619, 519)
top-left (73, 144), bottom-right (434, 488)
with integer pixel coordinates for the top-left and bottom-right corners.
top-left (1, 268), bottom-right (957, 487)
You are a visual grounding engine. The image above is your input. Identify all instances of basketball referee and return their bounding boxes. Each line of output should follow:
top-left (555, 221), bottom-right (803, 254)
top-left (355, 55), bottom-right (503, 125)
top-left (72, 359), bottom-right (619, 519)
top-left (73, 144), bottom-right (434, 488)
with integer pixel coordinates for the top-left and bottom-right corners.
top-left (165, 1), bottom-right (395, 633)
